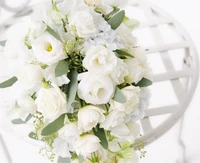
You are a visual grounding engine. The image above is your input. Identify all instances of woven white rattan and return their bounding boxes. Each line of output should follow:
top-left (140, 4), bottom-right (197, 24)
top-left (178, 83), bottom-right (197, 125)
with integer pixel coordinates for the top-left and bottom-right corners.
top-left (0, 1), bottom-right (199, 162)
top-left (127, 1), bottom-right (199, 146)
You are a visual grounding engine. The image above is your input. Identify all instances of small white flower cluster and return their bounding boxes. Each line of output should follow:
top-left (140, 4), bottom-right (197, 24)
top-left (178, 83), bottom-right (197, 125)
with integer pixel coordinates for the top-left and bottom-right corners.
top-left (1, 0), bottom-right (152, 162)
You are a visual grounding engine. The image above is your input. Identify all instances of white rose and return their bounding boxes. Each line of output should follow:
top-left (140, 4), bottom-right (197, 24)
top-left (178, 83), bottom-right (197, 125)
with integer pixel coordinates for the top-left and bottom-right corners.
top-left (83, 45), bottom-right (118, 75)
top-left (84, 0), bottom-right (101, 6)
top-left (78, 105), bottom-right (105, 132)
top-left (109, 58), bottom-right (128, 85)
top-left (36, 84), bottom-right (67, 120)
top-left (17, 64), bottom-right (43, 90)
top-left (75, 135), bottom-right (100, 157)
top-left (117, 24), bottom-right (136, 48)
top-left (125, 58), bottom-right (144, 84)
top-left (78, 73), bottom-right (115, 105)
top-left (110, 86), bottom-right (140, 115)
top-left (69, 10), bottom-right (97, 38)
top-left (100, 110), bottom-right (125, 130)
top-left (32, 33), bottom-right (65, 65)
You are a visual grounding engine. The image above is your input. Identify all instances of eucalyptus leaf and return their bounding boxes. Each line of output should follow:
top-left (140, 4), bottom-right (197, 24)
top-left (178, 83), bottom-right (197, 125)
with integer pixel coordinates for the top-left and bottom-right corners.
top-left (113, 87), bottom-right (127, 104)
top-left (41, 114), bottom-right (65, 136)
top-left (55, 60), bottom-right (69, 77)
top-left (46, 24), bottom-right (63, 42)
top-left (93, 124), bottom-right (108, 150)
top-left (28, 132), bottom-right (38, 140)
top-left (11, 114), bottom-right (33, 124)
top-left (133, 78), bottom-right (152, 87)
top-left (79, 155), bottom-right (83, 163)
top-left (107, 10), bottom-right (125, 30)
top-left (115, 49), bottom-right (134, 58)
top-left (0, 76), bottom-right (18, 88)
top-left (0, 40), bottom-right (7, 47)
top-left (57, 156), bottom-right (71, 163)
top-left (67, 70), bottom-right (78, 109)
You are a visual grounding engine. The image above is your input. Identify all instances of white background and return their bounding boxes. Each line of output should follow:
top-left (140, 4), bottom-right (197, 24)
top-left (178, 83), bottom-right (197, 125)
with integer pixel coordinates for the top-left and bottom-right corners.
top-left (0, 0), bottom-right (200, 163)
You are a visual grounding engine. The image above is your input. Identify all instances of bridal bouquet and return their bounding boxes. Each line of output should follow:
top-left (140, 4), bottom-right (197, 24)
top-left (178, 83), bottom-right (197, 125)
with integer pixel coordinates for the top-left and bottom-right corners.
top-left (0, 0), bottom-right (152, 162)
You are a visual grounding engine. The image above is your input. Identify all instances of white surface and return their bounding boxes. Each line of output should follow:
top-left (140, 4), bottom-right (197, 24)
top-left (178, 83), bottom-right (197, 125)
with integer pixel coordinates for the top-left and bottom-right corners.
top-left (0, 0), bottom-right (200, 163)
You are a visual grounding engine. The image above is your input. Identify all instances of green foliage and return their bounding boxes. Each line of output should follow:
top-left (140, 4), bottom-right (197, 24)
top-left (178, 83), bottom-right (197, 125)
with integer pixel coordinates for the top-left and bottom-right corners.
top-left (107, 10), bottom-right (125, 29)
top-left (113, 87), bottom-right (127, 104)
top-left (0, 77), bottom-right (18, 88)
top-left (105, 8), bottom-right (120, 20)
top-left (67, 70), bottom-right (78, 110)
top-left (93, 124), bottom-right (108, 150)
top-left (132, 78), bottom-right (152, 87)
top-left (11, 114), bottom-right (33, 124)
top-left (115, 49), bottom-right (134, 58)
top-left (55, 60), bottom-right (69, 77)
top-left (28, 132), bottom-right (38, 140)
top-left (45, 24), bottom-right (63, 42)
top-left (0, 40), bottom-right (7, 47)
top-left (41, 114), bottom-right (65, 136)
top-left (58, 156), bottom-right (71, 163)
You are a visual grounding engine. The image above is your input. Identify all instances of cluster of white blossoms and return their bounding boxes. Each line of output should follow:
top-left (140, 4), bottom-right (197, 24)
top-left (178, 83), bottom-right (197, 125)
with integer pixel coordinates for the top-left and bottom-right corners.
top-left (0, 0), bottom-right (152, 162)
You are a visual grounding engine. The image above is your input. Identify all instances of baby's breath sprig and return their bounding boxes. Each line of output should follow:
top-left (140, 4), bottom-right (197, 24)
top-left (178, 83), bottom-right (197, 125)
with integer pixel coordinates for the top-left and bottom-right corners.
top-left (132, 139), bottom-right (147, 158)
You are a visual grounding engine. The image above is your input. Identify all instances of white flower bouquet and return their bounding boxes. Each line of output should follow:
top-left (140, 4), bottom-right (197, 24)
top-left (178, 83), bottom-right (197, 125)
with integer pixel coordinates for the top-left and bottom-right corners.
top-left (0, 0), bottom-right (152, 162)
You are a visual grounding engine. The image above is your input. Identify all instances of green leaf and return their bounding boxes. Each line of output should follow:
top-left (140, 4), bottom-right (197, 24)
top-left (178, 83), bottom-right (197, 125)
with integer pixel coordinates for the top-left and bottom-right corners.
top-left (41, 114), bottom-right (65, 136)
top-left (55, 60), bottom-right (69, 77)
top-left (11, 114), bottom-right (33, 124)
top-left (28, 132), bottom-right (38, 140)
top-left (115, 49), bottom-right (134, 58)
top-left (133, 78), bottom-right (152, 87)
top-left (107, 10), bottom-right (125, 30)
top-left (45, 24), bottom-right (63, 42)
top-left (113, 87), bottom-right (127, 104)
top-left (0, 40), bottom-right (7, 47)
top-left (57, 156), bottom-right (71, 163)
top-left (79, 155), bottom-right (83, 163)
top-left (67, 70), bottom-right (78, 109)
top-left (105, 8), bottom-right (120, 20)
top-left (0, 76), bottom-right (18, 88)
top-left (93, 124), bottom-right (108, 150)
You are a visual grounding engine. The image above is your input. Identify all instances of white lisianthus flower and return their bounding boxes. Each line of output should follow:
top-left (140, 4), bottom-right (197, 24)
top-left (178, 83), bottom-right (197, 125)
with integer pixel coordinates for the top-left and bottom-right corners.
top-left (100, 110), bottom-right (125, 130)
top-left (57, 0), bottom-right (86, 15)
top-left (36, 84), bottom-right (67, 120)
top-left (78, 105), bottom-right (105, 132)
top-left (125, 58), bottom-right (144, 84)
top-left (118, 149), bottom-right (139, 163)
top-left (53, 138), bottom-right (71, 158)
top-left (109, 58), bottom-right (128, 85)
top-left (32, 33), bottom-right (65, 65)
top-left (78, 73), bottom-right (115, 105)
top-left (123, 18), bottom-right (139, 30)
top-left (17, 64), bottom-right (43, 90)
top-left (110, 122), bottom-right (140, 142)
top-left (111, 86), bottom-right (140, 115)
top-left (69, 10), bottom-right (97, 38)
top-left (9, 94), bottom-right (36, 121)
top-left (117, 23), bottom-right (136, 48)
top-left (84, 0), bottom-right (101, 6)
top-left (83, 45), bottom-right (118, 75)
top-left (43, 64), bottom-right (70, 86)
top-left (58, 123), bottom-right (80, 151)
top-left (75, 135), bottom-right (100, 157)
